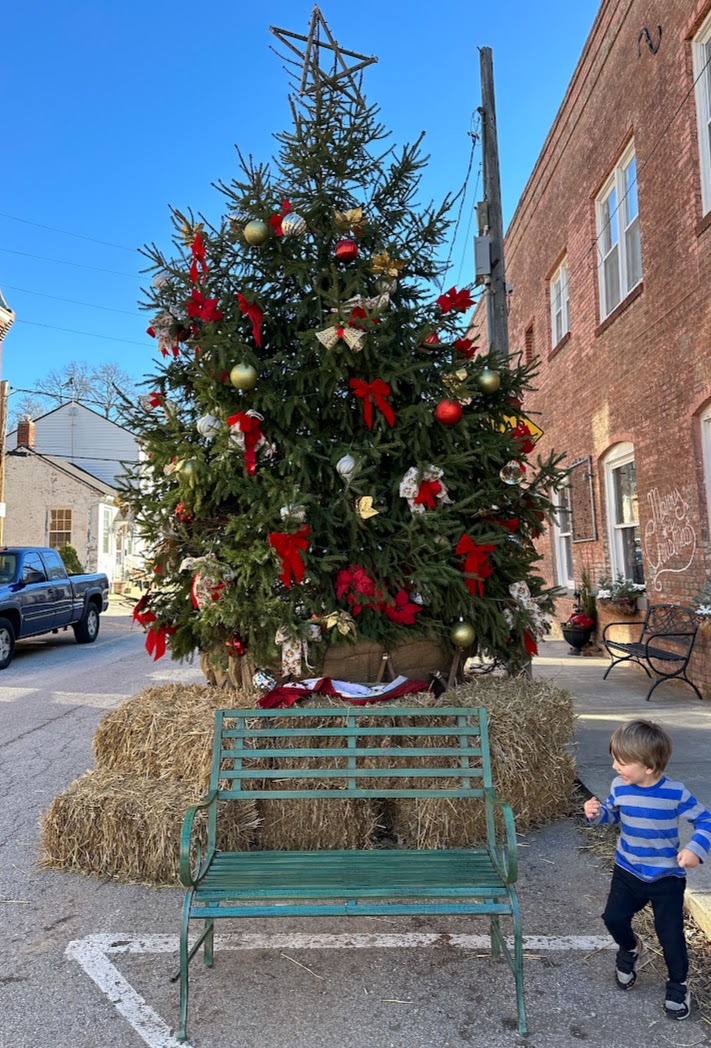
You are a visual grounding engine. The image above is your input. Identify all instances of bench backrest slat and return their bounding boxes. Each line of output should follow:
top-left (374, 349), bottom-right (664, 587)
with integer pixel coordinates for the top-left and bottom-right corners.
top-left (641, 604), bottom-right (698, 656)
top-left (211, 706), bottom-right (492, 800)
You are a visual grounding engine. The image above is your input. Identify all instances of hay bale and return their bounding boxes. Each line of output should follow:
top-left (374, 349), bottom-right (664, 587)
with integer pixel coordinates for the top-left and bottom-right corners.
top-left (253, 707), bottom-right (382, 850)
top-left (39, 768), bottom-right (260, 886)
top-left (383, 678), bottom-right (575, 847)
top-left (93, 683), bottom-right (256, 790)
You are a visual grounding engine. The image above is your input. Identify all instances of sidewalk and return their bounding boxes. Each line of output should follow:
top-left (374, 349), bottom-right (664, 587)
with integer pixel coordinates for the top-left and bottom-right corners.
top-left (533, 639), bottom-right (711, 940)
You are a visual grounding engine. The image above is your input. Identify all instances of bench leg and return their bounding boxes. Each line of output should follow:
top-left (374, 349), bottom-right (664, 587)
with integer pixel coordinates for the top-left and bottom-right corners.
top-left (178, 891), bottom-right (192, 1043)
top-left (603, 653), bottom-right (652, 681)
top-left (645, 672), bottom-right (705, 703)
top-left (510, 892), bottom-right (528, 1036)
top-left (489, 914), bottom-right (502, 960)
top-left (203, 918), bottom-right (215, 968)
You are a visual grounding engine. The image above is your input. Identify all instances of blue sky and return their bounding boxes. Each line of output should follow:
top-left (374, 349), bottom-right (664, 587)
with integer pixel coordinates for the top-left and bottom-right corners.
top-left (0, 1), bottom-right (599, 408)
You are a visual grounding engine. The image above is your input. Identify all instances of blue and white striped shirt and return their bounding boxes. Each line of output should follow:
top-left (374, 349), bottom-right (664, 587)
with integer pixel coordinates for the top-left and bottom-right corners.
top-left (589, 775), bottom-right (711, 882)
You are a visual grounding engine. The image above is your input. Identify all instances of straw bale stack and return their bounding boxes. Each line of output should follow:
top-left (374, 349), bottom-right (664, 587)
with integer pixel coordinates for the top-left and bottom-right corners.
top-left (40, 768), bottom-right (259, 886)
top-left (40, 675), bottom-right (573, 886)
top-left (383, 677), bottom-right (575, 847)
top-left (254, 706), bottom-right (382, 850)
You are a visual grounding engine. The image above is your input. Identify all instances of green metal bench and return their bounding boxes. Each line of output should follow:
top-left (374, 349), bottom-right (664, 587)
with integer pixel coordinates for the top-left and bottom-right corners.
top-left (176, 706), bottom-right (526, 1042)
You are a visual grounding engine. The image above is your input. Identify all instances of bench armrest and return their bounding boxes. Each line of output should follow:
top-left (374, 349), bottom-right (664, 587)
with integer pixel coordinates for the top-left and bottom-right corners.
top-left (179, 789), bottom-right (218, 887)
top-left (484, 788), bottom-right (518, 884)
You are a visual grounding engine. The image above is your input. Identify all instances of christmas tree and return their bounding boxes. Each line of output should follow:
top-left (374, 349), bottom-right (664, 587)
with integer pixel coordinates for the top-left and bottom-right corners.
top-left (123, 9), bottom-right (565, 684)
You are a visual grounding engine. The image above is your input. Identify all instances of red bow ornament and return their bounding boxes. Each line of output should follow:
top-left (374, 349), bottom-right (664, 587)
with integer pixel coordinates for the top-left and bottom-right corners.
top-left (228, 410), bottom-right (265, 475)
top-left (414, 479), bottom-right (442, 509)
top-left (455, 534), bottom-right (495, 597)
top-left (349, 378), bottom-right (395, 429)
top-left (268, 525), bottom-right (310, 588)
top-left (189, 230), bottom-right (207, 284)
top-left (237, 292), bottom-right (263, 347)
top-left (268, 199), bottom-right (291, 236)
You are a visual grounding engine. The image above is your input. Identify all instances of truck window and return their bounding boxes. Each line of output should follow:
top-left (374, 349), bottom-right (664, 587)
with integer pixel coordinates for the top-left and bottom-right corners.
top-left (22, 553), bottom-right (48, 584)
top-left (42, 549), bottom-right (69, 581)
top-left (0, 554), bottom-right (18, 583)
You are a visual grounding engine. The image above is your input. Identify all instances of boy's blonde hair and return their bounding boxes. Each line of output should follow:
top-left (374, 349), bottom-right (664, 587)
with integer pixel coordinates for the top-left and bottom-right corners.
top-left (609, 719), bottom-right (672, 774)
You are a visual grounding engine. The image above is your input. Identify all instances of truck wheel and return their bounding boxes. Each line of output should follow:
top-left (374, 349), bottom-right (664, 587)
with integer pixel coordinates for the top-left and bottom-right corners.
top-left (74, 604), bottom-right (100, 644)
top-left (0, 617), bottom-right (16, 669)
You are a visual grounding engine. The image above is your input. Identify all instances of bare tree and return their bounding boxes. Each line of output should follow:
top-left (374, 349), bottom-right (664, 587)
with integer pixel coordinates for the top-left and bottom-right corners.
top-left (32, 361), bottom-right (136, 420)
top-left (7, 393), bottom-right (51, 433)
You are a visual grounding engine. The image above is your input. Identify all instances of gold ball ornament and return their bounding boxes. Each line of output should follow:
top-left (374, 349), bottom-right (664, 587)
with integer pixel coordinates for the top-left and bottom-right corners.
top-left (477, 366), bottom-right (501, 394)
top-left (243, 220), bottom-right (270, 246)
top-left (229, 364), bottom-right (258, 391)
top-left (281, 213), bottom-right (307, 237)
top-left (451, 621), bottom-right (475, 648)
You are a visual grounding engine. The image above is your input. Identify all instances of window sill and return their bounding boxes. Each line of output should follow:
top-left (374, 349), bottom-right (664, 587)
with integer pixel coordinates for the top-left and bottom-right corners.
top-left (595, 282), bottom-right (644, 337)
top-left (696, 210), bottom-right (711, 237)
top-left (548, 330), bottom-right (571, 361)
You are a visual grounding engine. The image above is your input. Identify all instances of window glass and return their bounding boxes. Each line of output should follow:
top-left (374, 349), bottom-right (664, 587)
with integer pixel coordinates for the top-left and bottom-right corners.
top-left (0, 554), bottom-right (17, 583)
top-left (553, 485), bottom-right (575, 588)
top-left (22, 553), bottom-right (47, 583)
top-left (605, 446), bottom-right (645, 586)
top-left (694, 17), bottom-right (711, 214)
top-left (49, 509), bottom-right (72, 549)
top-left (597, 145), bottom-right (642, 318)
top-left (42, 549), bottom-right (69, 582)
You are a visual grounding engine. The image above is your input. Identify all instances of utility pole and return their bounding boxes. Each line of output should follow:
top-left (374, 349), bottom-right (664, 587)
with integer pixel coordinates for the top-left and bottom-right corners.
top-left (478, 47), bottom-right (510, 362)
top-left (0, 381), bottom-right (8, 545)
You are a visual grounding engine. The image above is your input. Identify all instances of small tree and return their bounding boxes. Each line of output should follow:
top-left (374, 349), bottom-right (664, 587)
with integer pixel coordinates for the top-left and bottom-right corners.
top-left (57, 544), bottom-right (84, 575)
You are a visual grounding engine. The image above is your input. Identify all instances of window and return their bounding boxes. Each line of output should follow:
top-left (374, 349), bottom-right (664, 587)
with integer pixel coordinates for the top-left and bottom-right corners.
top-left (603, 444), bottom-right (645, 584)
top-left (41, 549), bottom-right (68, 581)
top-left (49, 508), bottom-right (72, 549)
top-left (693, 11), bottom-right (711, 215)
top-left (552, 485), bottom-right (575, 588)
top-left (596, 143), bottom-right (642, 319)
top-left (550, 259), bottom-right (570, 346)
top-left (102, 507), bottom-right (112, 555)
top-left (702, 405), bottom-right (711, 529)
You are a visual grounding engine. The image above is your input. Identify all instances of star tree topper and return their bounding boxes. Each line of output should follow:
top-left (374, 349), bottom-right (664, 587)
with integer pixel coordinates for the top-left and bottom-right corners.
top-left (270, 5), bottom-right (378, 105)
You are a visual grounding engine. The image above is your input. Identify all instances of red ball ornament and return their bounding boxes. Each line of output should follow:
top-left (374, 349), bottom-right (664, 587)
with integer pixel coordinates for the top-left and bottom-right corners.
top-left (335, 238), bottom-right (358, 262)
top-left (435, 399), bottom-right (463, 425)
top-left (175, 501), bottom-right (193, 523)
top-left (226, 635), bottom-right (247, 657)
top-left (422, 331), bottom-right (443, 349)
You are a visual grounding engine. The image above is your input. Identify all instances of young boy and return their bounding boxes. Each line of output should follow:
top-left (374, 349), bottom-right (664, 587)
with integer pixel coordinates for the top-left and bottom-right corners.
top-left (584, 719), bottom-right (711, 1020)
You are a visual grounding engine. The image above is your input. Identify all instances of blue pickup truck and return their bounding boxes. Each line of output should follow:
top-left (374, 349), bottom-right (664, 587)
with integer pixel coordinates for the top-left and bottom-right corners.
top-left (0, 547), bottom-right (109, 669)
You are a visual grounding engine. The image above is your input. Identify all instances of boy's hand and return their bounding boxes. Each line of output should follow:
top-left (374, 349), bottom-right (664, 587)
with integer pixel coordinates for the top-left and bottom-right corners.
top-left (584, 797), bottom-right (601, 820)
top-left (678, 848), bottom-right (701, 868)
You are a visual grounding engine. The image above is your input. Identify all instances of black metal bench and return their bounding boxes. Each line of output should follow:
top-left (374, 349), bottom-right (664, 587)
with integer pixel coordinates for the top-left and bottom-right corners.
top-left (602, 603), bottom-right (702, 701)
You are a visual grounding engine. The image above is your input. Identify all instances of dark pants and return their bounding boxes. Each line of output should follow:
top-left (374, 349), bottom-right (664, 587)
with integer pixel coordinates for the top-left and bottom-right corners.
top-left (602, 865), bottom-right (688, 985)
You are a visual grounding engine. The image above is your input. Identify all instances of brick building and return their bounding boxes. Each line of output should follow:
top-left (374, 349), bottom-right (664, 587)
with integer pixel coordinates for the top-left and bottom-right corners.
top-left (482, 0), bottom-right (711, 693)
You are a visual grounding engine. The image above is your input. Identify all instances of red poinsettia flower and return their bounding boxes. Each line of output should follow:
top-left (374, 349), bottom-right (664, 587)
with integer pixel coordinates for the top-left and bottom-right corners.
top-left (564, 613), bottom-right (595, 630)
top-left (185, 289), bottom-right (223, 323)
top-left (385, 588), bottom-right (423, 626)
top-left (436, 286), bottom-right (475, 314)
top-left (453, 337), bottom-right (477, 358)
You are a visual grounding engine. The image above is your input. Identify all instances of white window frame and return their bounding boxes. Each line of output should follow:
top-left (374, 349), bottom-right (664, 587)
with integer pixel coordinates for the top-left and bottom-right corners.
top-left (603, 442), bottom-right (644, 584)
top-left (550, 258), bottom-right (570, 347)
top-left (596, 142), bottom-right (642, 320)
top-left (551, 484), bottom-right (575, 589)
top-left (693, 11), bottom-right (711, 215)
top-left (701, 405), bottom-right (711, 530)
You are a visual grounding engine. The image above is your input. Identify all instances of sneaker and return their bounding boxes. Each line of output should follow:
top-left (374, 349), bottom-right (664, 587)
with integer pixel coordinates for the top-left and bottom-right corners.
top-left (615, 935), bottom-right (642, 990)
top-left (664, 982), bottom-right (691, 1020)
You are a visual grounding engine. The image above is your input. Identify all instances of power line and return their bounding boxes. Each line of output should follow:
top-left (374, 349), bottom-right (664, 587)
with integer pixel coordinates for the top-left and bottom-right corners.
top-left (0, 283), bottom-right (141, 317)
top-left (14, 318), bottom-right (149, 347)
top-left (0, 246), bottom-right (139, 278)
top-left (0, 211), bottom-right (136, 253)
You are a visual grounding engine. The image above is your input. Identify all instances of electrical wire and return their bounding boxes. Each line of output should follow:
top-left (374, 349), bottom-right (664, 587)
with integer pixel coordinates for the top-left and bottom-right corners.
top-left (14, 318), bottom-right (149, 347)
top-left (0, 246), bottom-right (138, 278)
top-left (0, 211), bottom-right (135, 253)
top-left (0, 283), bottom-right (141, 317)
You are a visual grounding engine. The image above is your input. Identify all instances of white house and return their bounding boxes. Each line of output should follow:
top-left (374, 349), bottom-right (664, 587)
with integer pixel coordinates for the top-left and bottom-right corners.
top-left (4, 404), bottom-right (145, 587)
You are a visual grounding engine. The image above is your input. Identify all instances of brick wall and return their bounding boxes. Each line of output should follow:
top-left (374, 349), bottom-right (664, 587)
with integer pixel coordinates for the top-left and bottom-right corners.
top-left (481, 0), bottom-right (711, 696)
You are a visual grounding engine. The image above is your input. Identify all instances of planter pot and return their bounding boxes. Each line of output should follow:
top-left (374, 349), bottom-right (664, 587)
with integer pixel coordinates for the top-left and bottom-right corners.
top-left (561, 625), bottom-right (593, 655)
top-left (609, 598), bottom-right (638, 615)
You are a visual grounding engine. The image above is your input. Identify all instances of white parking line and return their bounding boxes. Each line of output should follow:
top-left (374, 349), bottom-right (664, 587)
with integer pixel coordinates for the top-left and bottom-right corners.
top-left (67, 931), bottom-right (614, 1047)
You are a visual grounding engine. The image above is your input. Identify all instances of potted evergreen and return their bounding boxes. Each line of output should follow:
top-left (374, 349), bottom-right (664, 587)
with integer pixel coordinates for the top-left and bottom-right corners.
top-left (596, 573), bottom-right (645, 615)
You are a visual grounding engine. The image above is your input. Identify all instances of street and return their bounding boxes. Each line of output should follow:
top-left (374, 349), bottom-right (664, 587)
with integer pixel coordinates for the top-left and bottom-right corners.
top-left (1, 609), bottom-right (709, 1047)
